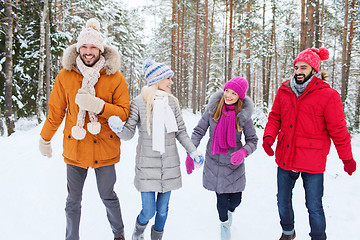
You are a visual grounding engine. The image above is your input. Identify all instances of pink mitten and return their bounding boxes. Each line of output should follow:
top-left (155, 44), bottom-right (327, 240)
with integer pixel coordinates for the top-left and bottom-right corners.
top-left (186, 153), bottom-right (195, 174)
top-left (230, 148), bottom-right (247, 165)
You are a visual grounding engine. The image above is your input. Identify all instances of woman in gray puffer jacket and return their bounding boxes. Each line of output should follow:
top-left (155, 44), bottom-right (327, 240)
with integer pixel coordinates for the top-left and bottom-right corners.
top-left (187, 77), bottom-right (258, 240)
top-left (108, 59), bottom-right (203, 240)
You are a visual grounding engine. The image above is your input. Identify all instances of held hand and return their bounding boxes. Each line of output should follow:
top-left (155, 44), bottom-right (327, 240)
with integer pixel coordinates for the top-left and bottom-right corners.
top-left (108, 116), bottom-right (124, 133)
top-left (39, 137), bottom-right (52, 158)
top-left (262, 136), bottom-right (275, 156)
top-left (185, 153), bottom-right (195, 174)
top-left (75, 89), bottom-right (105, 114)
top-left (230, 148), bottom-right (247, 165)
top-left (190, 150), bottom-right (205, 168)
top-left (342, 158), bottom-right (356, 176)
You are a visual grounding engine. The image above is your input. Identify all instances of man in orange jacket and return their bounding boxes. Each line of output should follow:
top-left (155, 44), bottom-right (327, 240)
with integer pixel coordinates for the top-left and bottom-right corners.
top-left (39, 18), bottom-right (130, 240)
top-left (263, 47), bottom-right (356, 240)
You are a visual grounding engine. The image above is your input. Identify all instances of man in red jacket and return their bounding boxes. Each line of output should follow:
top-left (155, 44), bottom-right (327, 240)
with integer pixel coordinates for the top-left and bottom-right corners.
top-left (262, 47), bottom-right (356, 240)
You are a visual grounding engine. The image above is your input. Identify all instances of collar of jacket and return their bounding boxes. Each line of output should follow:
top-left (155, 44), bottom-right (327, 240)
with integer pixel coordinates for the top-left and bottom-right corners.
top-left (207, 90), bottom-right (254, 127)
top-left (283, 73), bottom-right (330, 92)
top-left (61, 43), bottom-right (121, 75)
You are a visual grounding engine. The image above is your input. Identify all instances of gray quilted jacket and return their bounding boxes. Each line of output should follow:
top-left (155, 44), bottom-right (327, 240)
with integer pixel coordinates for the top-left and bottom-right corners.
top-left (191, 90), bottom-right (258, 194)
top-left (118, 94), bottom-right (196, 193)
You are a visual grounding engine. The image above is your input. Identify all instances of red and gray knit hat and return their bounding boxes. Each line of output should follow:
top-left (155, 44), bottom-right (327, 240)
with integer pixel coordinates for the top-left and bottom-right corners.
top-left (293, 47), bottom-right (329, 72)
top-left (223, 77), bottom-right (248, 100)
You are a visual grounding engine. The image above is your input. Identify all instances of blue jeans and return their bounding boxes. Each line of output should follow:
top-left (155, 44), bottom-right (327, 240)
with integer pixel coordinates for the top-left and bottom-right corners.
top-left (137, 191), bottom-right (171, 232)
top-left (277, 167), bottom-right (326, 240)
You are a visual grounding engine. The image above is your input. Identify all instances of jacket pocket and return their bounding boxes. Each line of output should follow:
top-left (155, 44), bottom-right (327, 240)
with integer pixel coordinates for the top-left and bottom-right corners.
top-left (275, 131), bottom-right (285, 160)
top-left (294, 137), bottom-right (325, 171)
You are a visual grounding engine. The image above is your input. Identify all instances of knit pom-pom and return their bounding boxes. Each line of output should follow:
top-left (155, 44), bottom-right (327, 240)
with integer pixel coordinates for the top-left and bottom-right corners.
top-left (87, 121), bottom-right (101, 135)
top-left (143, 59), bottom-right (155, 71)
top-left (318, 47), bottom-right (329, 61)
top-left (86, 18), bottom-right (100, 31)
top-left (71, 126), bottom-right (86, 140)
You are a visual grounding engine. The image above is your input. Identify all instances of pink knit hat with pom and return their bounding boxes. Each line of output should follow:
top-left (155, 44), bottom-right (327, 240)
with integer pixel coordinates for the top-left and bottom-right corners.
top-left (224, 77), bottom-right (248, 100)
top-left (76, 18), bottom-right (105, 53)
top-left (293, 47), bottom-right (329, 72)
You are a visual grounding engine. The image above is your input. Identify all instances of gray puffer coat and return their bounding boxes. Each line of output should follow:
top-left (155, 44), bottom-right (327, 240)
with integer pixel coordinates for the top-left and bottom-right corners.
top-left (118, 94), bottom-right (196, 193)
top-left (191, 90), bottom-right (258, 194)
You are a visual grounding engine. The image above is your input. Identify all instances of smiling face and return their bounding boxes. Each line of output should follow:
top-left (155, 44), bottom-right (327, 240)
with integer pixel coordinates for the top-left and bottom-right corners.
top-left (293, 61), bottom-right (316, 84)
top-left (157, 76), bottom-right (174, 92)
top-left (223, 88), bottom-right (240, 105)
top-left (79, 44), bottom-right (101, 67)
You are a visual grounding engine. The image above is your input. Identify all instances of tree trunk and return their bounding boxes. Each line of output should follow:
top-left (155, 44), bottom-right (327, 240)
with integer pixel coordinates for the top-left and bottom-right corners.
top-left (37, 0), bottom-right (49, 123)
top-left (300, 0), bottom-right (306, 51)
top-left (200, 0), bottom-right (209, 112)
top-left (227, 0), bottom-right (234, 81)
top-left (192, 0), bottom-right (200, 113)
top-left (45, 0), bottom-right (52, 114)
top-left (340, 0), bottom-right (349, 103)
top-left (171, 0), bottom-right (177, 96)
top-left (245, 1), bottom-right (251, 97)
top-left (4, 0), bottom-right (15, 136)
top-left (343, 0), bottom-right (355, 101)
top-left (180, 0), bottom-right (186, 106)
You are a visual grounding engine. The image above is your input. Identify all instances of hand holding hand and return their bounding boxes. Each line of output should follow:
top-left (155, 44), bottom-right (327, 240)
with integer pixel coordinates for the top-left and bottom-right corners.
top-left (190, 150), bottom-right (205, 168)
top-left (262, 136), bottom-right (275, 156)
top-left (75, 89), bottom-right (105, 114)
top-left (342, 158), bottom-right (356, 176)
top-left (39, 137), bottom-right (52, 158)
top-left (108, 116), bottom-right (124, 133)
top-left (230, 148), bottom-right (247, 165)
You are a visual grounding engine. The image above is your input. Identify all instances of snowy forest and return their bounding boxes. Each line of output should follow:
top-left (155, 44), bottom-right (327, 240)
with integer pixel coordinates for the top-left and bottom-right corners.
top-left (1, 0), bottom-right (359, 136)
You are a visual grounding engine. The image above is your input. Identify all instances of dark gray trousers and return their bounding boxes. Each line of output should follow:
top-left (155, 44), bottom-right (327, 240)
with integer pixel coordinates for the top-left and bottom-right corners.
top-left (65, 164), bottom-right (124, 240)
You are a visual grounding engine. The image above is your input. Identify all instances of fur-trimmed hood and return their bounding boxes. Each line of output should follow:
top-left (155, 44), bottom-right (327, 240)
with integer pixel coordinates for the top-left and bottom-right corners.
top-left (61, 44), bottom-right (121, 75)
top-left (207, 90), bottom-right (254, 127)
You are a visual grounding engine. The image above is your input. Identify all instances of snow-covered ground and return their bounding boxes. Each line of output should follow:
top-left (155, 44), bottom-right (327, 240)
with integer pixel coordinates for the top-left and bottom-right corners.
top-left (0, 109), bottom-right (359, 239)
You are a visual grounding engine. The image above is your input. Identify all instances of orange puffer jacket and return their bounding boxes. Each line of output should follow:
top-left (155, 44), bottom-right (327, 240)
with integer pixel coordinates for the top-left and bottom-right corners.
top-left (40, 44), bottom-right (130, 169)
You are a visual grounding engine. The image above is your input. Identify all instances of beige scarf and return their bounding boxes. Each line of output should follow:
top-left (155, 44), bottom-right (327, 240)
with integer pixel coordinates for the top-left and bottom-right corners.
top-left (71, 55), bottom-right (106, 140)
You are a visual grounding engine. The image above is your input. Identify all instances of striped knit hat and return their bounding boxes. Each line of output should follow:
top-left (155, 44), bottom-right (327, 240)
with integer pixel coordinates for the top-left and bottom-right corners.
top-left (143, 59), bottom-right (174, 85)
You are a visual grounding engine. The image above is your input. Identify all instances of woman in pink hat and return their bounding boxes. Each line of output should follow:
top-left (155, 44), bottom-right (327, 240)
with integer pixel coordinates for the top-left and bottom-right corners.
top-left (187, 77), bottom-right (258, 240)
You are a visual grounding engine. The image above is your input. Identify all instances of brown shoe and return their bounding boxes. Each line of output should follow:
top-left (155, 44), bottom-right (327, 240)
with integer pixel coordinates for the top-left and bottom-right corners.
top-left (114, 236), bottom-right (125, 240)
top-left (279, 231), bottom-right (296, 240)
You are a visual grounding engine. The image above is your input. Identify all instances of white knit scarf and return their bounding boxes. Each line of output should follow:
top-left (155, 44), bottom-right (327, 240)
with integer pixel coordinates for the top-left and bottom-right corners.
top-left (71, 55), bottom-right (106, 140)
top-left (152, 90), bottom-right (178, 154)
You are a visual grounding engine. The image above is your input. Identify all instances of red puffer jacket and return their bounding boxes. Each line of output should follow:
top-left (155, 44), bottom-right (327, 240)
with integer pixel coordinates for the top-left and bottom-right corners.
top-left (264, 75), bottom-right (353, 173)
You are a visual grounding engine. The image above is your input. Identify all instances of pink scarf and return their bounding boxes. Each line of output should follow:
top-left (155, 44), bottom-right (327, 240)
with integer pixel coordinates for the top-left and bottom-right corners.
top-left (211, 104), bottom-right (237, 155)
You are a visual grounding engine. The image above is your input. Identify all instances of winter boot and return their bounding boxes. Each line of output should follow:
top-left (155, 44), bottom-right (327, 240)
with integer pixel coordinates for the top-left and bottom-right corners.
top-left (228, 210), bottom-right (233, 227)
top-left (279, 230), bottom-right (296, 240)
top-left (220, 219), bottom-right (231, 240)
top-left (151, 225), bottom-right (164, 240)
top-left (132, 217), bottom-right (148, 240)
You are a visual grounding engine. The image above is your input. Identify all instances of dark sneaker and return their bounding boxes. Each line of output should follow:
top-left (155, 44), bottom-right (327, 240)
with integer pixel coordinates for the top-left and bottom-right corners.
top-left (114, 236), bottom-right (125, 240)
top-left (279, 231), bottom-right (296, 240)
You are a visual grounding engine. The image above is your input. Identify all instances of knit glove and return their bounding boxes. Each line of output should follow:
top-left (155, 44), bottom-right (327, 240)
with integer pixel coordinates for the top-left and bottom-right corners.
top-left (190, 150), bottom-right (204, 168)
top-left (185, 153), bottom-right (195, 174)
top-left (108, 116), bottom-right (124, 133)
top-left (75, 89), bottom-right (105, 114)
top-left (230, 148), bottom-right (247, 165)
top-left (262, 136), bottom-right (275, 156)
top-left (342, 158), bottom-right (356, 176)
top-left (39, 137), bottom-right (52, 158)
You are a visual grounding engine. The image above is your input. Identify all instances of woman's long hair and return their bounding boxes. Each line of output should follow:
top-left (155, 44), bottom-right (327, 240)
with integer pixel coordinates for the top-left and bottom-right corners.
top-left (211, 95), bottom-right (243, 131)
